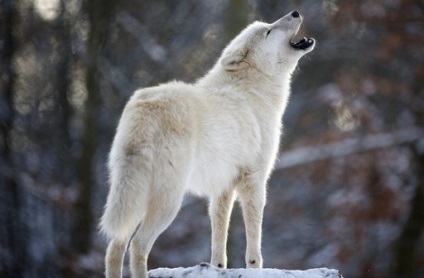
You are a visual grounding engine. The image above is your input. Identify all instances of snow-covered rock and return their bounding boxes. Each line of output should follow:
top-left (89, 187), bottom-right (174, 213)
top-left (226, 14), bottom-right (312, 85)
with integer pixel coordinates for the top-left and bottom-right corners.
top-left (148, 263), bottom-right (342, 278)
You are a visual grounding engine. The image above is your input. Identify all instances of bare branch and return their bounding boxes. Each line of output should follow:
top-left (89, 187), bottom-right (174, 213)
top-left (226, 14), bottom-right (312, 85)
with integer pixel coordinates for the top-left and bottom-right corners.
top-left (116, 11), bottom-right (168, 65)
top-left (276, 128), bottom-right (424, 169)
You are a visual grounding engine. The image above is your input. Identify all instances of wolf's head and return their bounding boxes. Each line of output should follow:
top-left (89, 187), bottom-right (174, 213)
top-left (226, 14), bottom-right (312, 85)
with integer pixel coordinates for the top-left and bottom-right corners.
top-left (220, 10), bottom-right (315, 77)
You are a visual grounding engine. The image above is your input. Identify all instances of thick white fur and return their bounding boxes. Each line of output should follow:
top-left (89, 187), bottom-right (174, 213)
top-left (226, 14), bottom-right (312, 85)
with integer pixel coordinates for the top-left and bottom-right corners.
top-left (101, 11), bottom-right (314, 278)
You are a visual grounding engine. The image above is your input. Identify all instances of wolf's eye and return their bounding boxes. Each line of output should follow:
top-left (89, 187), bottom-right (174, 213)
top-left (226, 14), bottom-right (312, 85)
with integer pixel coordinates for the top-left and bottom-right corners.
top-left (266, 29), bottom-right (272, 37)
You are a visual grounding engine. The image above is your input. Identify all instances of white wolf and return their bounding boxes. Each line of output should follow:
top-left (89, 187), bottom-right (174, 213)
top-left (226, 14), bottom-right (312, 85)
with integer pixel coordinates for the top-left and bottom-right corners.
top-left (100, 10), bottom-right (315, 278)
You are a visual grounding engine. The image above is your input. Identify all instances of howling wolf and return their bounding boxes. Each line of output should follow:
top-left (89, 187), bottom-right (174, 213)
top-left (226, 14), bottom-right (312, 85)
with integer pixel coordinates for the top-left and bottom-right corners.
top-left (101, 10), bottom-right (315, 278)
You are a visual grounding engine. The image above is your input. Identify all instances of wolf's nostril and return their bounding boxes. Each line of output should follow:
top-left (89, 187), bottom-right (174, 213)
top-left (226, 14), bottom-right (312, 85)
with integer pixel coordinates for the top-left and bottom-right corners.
top-left (291, 10), bottom-right (300, 18)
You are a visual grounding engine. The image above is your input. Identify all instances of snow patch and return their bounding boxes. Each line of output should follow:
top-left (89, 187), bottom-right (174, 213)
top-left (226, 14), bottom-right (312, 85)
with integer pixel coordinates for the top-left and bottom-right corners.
top-left (148, 263), bottom-right (342, 278)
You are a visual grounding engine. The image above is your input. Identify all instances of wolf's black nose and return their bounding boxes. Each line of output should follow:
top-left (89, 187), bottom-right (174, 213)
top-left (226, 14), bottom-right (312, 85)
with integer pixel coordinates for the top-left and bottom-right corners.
top-left (291, 10), bottom-right (300, 18)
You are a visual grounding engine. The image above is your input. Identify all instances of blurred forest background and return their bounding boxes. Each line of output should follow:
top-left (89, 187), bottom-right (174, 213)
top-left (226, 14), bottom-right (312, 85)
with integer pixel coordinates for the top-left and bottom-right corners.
top-left (1, 0), bottom-right (424, 277)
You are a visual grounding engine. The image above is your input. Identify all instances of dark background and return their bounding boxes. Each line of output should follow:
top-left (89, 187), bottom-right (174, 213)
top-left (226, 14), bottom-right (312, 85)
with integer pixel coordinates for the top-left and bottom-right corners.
top-left (1, 0), bottom-right (423, 277)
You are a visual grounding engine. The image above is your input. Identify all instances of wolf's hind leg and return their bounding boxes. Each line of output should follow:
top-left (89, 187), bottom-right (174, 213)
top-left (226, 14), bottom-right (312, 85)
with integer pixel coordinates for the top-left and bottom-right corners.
top-left (209, 189), bottom-right (236, 268)
top-left (105, 239), bottom-right (127, 278)
top-left (129, 188), bottom-right (184, 278)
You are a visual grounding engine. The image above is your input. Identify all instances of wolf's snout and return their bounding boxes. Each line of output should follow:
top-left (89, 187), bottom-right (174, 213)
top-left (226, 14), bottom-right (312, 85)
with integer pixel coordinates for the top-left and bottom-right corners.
top-left (274, 10), bottom-right (302, 30)
top-left (291, 10), bottom-right (300, 18)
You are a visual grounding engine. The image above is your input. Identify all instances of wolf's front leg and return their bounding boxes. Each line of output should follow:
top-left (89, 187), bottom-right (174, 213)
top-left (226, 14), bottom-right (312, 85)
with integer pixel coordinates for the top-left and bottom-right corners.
top-left (237, 178), bottom-right (265, 268)
top-left (209, 189), bottom-right (236, 268)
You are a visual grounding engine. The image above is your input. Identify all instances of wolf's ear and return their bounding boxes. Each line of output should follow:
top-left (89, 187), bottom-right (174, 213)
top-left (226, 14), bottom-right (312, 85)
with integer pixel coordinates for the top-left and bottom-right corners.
top-left (221, 49), bottom-right (250, 71)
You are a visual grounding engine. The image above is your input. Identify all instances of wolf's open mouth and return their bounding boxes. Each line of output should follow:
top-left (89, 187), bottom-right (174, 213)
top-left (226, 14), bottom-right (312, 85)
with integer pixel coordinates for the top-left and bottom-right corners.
top-left (290, 37), bottom-right (314, 50)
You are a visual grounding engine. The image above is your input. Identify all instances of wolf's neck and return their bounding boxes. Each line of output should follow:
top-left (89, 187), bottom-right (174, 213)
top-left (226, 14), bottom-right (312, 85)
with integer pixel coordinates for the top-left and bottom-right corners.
top-left (197, 67), bottom-right (292, 116)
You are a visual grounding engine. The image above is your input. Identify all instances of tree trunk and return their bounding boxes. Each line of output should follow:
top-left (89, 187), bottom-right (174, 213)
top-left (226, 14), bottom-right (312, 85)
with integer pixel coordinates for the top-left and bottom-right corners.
top-left (225, 0), bottom-right (250, 42)
top-left (72, 0), bottom-right (115, 254)
top-left (393, 148), bottom-right (424, 278)
top-left (0, 0), bottom-right (27, 275)
top-left (393, 64), bottom-right (424, 277)
top-left (55, 2), bottom-right (72, 174)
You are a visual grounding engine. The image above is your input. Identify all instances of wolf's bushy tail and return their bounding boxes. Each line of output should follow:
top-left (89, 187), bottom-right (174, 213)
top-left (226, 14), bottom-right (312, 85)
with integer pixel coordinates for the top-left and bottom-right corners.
top-left (100, 146), bottom-right (152, 241)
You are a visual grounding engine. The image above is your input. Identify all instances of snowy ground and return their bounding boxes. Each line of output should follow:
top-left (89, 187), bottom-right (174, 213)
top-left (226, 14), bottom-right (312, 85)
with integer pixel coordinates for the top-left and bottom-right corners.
top-left (148, 263), bottom-right (342, 278)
